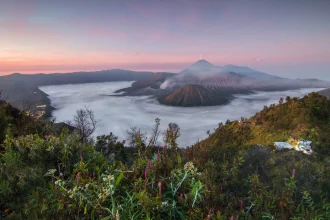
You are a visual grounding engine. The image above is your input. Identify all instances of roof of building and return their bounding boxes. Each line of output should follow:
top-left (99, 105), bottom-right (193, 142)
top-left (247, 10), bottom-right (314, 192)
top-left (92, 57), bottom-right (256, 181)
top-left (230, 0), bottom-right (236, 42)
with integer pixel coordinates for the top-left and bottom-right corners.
top-left (274, 142), bottom-right (294, 149)
top-left (299, 140), bottom-right (312, 145)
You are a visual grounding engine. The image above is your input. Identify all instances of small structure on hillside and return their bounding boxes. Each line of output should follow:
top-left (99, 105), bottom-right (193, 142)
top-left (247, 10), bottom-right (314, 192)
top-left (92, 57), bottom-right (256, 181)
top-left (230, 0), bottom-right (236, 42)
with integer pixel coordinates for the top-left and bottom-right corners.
top-left (273, 139), bottom-right (313, 155)
top-left (274, 142), bottom-right (294, 151)
top-left (297, 140), bottom-right (313, 155)
top-left (238, 120), bottom-right (255, 127)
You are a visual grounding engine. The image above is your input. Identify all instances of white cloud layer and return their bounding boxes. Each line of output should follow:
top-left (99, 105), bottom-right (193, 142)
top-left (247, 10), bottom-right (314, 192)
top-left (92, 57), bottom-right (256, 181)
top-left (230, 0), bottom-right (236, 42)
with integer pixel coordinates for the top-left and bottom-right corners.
top-left (40, 82), bottom-right (322, 147)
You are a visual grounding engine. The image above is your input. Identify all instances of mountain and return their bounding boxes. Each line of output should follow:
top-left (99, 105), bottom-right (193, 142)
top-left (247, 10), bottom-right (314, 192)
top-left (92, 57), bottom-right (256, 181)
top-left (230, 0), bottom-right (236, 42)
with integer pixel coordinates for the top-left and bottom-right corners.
top-left (159, 84), bottom-right (231, 106)
top-left (116, 59), bottom-right (330, 107)
top-left (318, 88), bottom-right (330, 99)
top-left (0, 69), bottom-right (159, 116)
top-left (181, 59), bottom-right (215, 73)
top-left (2, 60), bottom-right (330, 111)
top-left (220, 64), bottom-right (280, 79)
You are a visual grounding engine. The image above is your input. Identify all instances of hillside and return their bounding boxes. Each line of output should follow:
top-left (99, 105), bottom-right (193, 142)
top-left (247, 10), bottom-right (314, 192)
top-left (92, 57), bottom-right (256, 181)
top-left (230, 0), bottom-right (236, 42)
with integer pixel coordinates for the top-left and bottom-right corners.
top-left (0, 70), bottom-right (156, 116)
top-left (1, 93), bottom-right (330, 219)
top-left (200, 92), bottom-right (330, 155)
top-left (318, 87), bottom-right (330, 99)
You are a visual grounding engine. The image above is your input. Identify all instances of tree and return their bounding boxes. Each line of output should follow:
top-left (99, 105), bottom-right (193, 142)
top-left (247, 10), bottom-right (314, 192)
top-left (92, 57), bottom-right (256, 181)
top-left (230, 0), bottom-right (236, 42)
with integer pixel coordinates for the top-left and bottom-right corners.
top-left (148, 118), bottom-right (161, 147)
top-left (279, 97), bottom-right (284, 105)
top-left (164, 123), bottom-right (180, 149)
top-left (286, 96), bottom-right (291, 102)
top-left (126, 127), bottom-right (147, 148)
top-left (72, 107), bottom-right (98, 142)
top-left (95, 132), bottom-right (126, 163)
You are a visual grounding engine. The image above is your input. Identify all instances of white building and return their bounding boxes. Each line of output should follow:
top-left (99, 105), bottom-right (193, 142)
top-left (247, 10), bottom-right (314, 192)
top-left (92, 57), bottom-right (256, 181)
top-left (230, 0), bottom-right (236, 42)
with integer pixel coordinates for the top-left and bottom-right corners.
top-left (274, 142), bottom-right (294, 151)
top-left (274, 140), bottom-right (313, 155)
top-left (297, 140), bottom-right (313, 155)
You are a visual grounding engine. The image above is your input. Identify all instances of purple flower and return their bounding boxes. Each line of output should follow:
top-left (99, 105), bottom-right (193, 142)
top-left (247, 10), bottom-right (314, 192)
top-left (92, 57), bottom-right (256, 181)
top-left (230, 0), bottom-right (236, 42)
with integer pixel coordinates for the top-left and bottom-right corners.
top-left (57, 163), bottom-right (61, 174)
top-left (76, 171), bottom-right (81, 183)
top-left (148, 160), bottom-right (152, 169)
top-left (144, 167), bottom-right (147, 179)
top-left (158, 180), bottom-right (162, 197)
top-left (157, 148), bottom-right (161, 161)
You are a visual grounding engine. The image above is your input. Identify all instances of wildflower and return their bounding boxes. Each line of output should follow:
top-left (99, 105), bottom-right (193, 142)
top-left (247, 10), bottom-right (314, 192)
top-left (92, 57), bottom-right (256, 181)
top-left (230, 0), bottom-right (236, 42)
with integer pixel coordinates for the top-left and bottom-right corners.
top-left (76, 171), bottom-right (81, 183)
top-left (4, 208), bottom-right (9, 213)
top-left (80, 152), bottom-right (83, 161)
top-left (158, 180), bottom-right (162, 197)
top-left (292, 168), bottom-right (296, 178)
top-left (157, 148), bottom-right (161, 160)
top-left (58, 163), bottom-right (61, 175)
top-left (144, 167), bottom-right (147, 179)
top-left (115, 210), bottom-right (120, 220)
top-left (179, 193), bottom-right (183, 200)
top-left (10, 213), bottom-right (14, 217)
top-left (240, 200), bottom-right (243, 211)
top-left (233, 157), bottom-right (237, 166)
top-left (148, 160), bottom-right (152, 169)
top-left (184, 162), bottom-right (196, 174)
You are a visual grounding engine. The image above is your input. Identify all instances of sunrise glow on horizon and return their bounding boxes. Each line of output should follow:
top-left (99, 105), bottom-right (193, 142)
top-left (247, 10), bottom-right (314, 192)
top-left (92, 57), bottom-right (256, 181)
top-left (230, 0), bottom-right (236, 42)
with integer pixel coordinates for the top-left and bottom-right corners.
top-left (1, 0), bottom-right (330, 79)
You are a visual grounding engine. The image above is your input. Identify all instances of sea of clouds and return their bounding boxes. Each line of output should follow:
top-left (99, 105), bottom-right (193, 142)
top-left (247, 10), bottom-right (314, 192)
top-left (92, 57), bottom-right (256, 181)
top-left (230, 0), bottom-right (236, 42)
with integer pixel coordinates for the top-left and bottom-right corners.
top-left (40, 82), bottom-right (322, 147)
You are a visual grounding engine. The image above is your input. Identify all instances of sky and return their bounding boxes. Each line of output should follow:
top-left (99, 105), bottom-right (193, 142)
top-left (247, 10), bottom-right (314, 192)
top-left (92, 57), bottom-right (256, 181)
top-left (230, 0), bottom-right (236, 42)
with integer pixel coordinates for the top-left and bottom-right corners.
top-left (1, 0), bottom-right (330, 79)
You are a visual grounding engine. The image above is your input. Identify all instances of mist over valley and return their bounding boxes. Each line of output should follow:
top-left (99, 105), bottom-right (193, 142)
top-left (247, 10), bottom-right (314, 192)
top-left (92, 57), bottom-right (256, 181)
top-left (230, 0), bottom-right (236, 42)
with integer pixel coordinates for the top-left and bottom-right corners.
top-left (40, 82), bottom-right (322, 147)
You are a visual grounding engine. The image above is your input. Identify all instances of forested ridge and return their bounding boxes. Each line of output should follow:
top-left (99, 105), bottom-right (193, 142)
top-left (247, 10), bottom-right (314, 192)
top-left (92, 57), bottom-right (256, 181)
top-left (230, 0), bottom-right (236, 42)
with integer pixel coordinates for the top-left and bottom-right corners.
top-left (1, 92), bottom-right (330, 219)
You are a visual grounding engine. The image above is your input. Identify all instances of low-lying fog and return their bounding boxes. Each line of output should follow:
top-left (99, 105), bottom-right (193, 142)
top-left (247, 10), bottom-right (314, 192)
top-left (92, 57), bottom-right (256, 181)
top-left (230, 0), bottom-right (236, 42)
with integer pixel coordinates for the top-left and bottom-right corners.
top-left (40, 82), bottom-right (322, 147)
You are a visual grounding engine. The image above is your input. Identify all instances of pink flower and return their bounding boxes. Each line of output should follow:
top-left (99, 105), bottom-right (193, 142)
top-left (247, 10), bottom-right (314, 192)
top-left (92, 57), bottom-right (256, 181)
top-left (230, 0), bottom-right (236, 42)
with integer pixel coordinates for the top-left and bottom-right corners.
top-left (76, 171), bottom-right (81, 183)
top-left (148, 160), bottom-right (152, 169)
top-left (157, 148), bottom-right (161, 160)
top-left (144, 167), bottom-right (147, 179)
top-left (233, 158), bottom-right (237, 166)
top-left (240, 200), bottom-right (243, 211)
top-left (80, 152), bottom-right (83, 161)
top-left (158, 180), bottom-right (162, 197)
top-left (292, 168), bottom-right (296, 178)
top-left (179, 193), bottom-right (183, 200)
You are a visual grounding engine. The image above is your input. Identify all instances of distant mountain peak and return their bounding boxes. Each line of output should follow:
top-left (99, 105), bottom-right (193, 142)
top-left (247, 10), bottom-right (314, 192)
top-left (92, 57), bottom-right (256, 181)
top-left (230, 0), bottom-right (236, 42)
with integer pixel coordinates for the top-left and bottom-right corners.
top-left (182, 59), bottom-right (215, 73)
top-left (191, 59), bottom-right (214, 67)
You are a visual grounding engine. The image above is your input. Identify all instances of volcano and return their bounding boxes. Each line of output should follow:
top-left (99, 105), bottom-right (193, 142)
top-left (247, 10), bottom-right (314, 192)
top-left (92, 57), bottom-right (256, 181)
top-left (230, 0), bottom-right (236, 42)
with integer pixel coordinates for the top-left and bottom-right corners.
top-left (159, 84), bottom-right (231, 107)
top-left (115, 59), bottom-right (330, 107)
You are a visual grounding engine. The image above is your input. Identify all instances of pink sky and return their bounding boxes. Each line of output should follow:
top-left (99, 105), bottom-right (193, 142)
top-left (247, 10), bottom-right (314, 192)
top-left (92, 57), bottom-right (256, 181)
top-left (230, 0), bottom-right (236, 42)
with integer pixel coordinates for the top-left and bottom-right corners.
top-left (1, 0), bottom-right (330, 79)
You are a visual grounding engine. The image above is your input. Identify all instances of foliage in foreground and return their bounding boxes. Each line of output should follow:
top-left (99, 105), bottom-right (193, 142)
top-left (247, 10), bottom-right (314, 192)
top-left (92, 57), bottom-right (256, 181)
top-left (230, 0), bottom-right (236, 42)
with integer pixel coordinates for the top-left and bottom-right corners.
top-left (1, 93), bottom-right (330, 219)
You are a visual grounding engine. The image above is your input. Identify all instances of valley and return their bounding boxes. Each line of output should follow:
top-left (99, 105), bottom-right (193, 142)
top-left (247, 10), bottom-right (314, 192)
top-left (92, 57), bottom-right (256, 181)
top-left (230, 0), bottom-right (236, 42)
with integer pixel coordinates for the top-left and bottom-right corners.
top-left (39, 82), bottom-right (322, 147)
